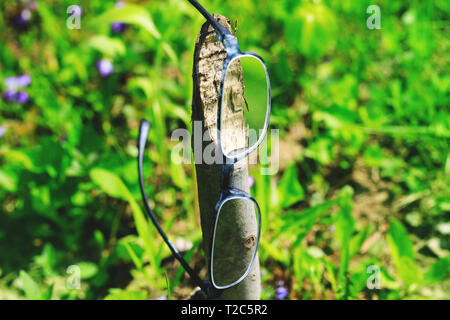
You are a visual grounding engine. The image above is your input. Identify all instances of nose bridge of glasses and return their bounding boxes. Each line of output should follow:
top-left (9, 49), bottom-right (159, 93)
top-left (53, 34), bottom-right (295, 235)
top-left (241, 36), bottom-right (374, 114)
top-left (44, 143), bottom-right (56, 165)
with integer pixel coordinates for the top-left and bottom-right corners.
top-left (223, 34), bottom-right (239, 55)
top-left (219, 163), bottom-right (232, 191)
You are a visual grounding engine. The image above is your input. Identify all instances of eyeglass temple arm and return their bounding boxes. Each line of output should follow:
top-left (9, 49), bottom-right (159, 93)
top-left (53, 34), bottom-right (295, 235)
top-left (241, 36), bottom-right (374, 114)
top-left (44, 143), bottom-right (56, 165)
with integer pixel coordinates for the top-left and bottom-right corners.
top-left (186, 0), bottom-right (231, 41)
top-left (137, 120), bottom-right (208, 293)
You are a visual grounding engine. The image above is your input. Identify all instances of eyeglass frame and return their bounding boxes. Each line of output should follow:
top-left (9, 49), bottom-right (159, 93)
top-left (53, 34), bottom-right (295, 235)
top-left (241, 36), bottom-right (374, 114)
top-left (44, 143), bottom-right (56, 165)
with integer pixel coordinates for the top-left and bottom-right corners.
top-left (137, 0), bottom-right (271, 299)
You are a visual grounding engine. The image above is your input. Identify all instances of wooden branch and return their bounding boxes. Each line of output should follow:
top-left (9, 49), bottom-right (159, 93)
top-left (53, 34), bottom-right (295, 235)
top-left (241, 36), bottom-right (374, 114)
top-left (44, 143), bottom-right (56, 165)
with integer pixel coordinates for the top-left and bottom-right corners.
top-left (191, 14), bottom-right (261, 300)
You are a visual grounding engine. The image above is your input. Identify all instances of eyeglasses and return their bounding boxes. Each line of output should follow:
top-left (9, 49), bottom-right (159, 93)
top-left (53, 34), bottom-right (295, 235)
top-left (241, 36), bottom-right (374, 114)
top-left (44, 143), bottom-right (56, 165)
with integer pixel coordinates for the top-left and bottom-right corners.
top-left (137, 0), bottom-right (271, 298)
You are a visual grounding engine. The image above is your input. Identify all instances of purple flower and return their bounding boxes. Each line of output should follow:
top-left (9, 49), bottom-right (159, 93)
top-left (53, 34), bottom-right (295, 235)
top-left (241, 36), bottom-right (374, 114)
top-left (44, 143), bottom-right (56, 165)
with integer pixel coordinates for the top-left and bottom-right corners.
top-left (3, 90), bottom-right (16, 101)
top-left (111, 2), bottom-right (128, 33)
top-left (2, 74), bottom-right (31, 104)
top-left (4, 74), bottom-right (31, 90)
top-left (0, 126), bottom-right (6, 139)
top-left (17, 9), bottom-right (32, 25)
top-left (111, 22), bottom-right (127, 33)
top-left (16, 74), bottom-right (31, 87)
top-left (155, 296), bottom-right (167, 300)
top-left (275, 281), bottom-right (288, 300)
top-left (96, 59), bottom-right (114, 78)
top-left (15, 0), bottom-right (37, 25)
top-left (4, 77), bottom-right (18, 88)
top-left (248, 175), bottom-right (255, 188)
top-left (15, 91), bottom-right (29, 104)
top-left (3, 90), bottom-right (29, 104)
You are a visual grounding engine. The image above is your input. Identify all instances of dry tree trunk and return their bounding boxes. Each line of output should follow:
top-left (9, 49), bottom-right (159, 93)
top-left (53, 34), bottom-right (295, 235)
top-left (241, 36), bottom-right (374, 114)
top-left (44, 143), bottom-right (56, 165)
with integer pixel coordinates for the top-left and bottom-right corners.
top-left (191, 14), bottom-right (261, 300)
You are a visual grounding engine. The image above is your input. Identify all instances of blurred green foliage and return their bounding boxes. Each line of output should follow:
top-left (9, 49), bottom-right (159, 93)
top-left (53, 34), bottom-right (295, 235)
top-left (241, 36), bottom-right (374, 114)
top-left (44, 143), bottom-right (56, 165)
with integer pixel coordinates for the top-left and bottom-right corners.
top-left (0, 0), bottom-right (449, 299)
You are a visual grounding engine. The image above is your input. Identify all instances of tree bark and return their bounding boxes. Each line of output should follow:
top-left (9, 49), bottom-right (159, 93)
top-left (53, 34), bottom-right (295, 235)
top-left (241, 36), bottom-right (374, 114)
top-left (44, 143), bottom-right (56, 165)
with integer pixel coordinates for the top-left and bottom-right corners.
top-left (191, 14), bottom-right (261, 300)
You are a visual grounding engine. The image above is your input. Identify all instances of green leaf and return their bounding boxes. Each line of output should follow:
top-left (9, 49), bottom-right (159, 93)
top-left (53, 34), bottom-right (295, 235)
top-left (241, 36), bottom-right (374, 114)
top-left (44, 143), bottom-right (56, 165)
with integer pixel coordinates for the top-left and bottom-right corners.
top-left (116, 235), bottom-right (145, 264)
top-left (42, 284), bottom-right (54, 300)
top-left (304, 138), bottom-right (333, 165)
top-left (90, 168), bottom-right (127, 200)
top-left (387, 220), bottom-right (415, 260)
top-left (163, 271), bottom-right (172, 300)
top-left (31, 186), bottom-right (53, 218)
top-left (349, 227), bottom-right (370, 257)
top-left (170, 161), bottom-right (188, 189)
top-left (363, 144), bottom-right (386, 168)
top-left (277, 163), bottom-right (305, 209)
top-left (397, 256), bottom-right (421, 287)
top-left (87, 35), bottom-right (126, 58)
top-left (348, 271), bottom-right (369, 298)
top-left (379, 266), bottom-right (401, 290)
top-left (423, 256), bottom-right (450, 284)
top-left (127, 77), bottom-right (153, 98)
top-left (405, 211), bottom-right (423, 227)
top-left (277, 200), bottom-right (335, 249)
top-left (77, 262), bottom-right (99, 279)
top-left (33, 244), bottom-right (58, 277)
top-left (314, 106), bottom-right (359, 130)
top-left (260, 239), bottom-right (289, 266)
top-left (307, 246), bottom-right (324, 259)
top-left (123, 241), bottom-right (144, 270)
top-left (37, 2), bottom-right (64, 41)
top-left (387, 220), bottom-right (421, 287)
top-left (0, 169), bottom-right (17, 192)
top-left (334, 186), bottom-right (355, 296)
top-left (1, 149), bottom-right (35, 171)
top-left (437, 222), bottom-right (450, 235)
top-left (93, 4), bottom-right (160, 39)
top-left (19, 271), bottom-right (42, 300)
